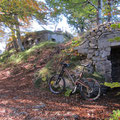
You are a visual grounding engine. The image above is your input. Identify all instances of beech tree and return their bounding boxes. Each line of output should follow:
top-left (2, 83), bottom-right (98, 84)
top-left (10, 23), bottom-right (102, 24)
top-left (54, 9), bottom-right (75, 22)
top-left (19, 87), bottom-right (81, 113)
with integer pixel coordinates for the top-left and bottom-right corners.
top-left (46, 0), bottom-right (120, 33)
top-left (0, 0), bottom-right (47, 51)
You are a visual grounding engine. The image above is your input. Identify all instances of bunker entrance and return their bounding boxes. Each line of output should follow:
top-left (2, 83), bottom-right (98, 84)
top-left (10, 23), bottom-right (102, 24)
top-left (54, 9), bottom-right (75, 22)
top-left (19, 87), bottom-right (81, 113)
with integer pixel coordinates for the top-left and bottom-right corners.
top-left (110, 46), bottom-right (120, 82)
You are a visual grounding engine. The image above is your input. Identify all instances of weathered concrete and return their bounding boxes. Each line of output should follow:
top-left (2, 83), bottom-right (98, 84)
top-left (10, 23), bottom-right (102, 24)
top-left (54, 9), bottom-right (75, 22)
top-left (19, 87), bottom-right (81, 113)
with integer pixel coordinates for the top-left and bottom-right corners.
top-left (6, 30), bottom-right (65, 50)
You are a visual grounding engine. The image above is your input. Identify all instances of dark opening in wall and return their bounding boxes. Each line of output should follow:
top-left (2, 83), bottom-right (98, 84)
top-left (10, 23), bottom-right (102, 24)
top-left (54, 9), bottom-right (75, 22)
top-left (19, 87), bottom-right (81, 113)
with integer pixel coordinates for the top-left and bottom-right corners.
top-left (51, 38), bottom-right (56, 42)
top-left (37, 38), bottom-right (41, 42)
top-left (110, 46), bottom-right (120, 82)
top-left (31, 40), bottom-right (34, 44)
top-left (22, 42), bottom-right (24, 46)
top-left (26, 41), bottom-right (29, 45)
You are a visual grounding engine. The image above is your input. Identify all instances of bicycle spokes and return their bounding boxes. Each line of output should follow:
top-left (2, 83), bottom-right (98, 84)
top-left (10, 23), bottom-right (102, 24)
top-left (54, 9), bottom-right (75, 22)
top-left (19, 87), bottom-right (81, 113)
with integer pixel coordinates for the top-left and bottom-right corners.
top-left (80, 78), bottom-right (101, 101)
top-left (49, 75), bottom-right (65, 94)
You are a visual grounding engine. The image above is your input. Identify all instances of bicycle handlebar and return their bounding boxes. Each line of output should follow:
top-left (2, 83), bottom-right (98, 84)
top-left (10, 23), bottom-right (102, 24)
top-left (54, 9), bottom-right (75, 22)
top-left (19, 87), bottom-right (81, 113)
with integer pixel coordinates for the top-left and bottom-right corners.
top-left (61, 62), bottom-right (90, 68)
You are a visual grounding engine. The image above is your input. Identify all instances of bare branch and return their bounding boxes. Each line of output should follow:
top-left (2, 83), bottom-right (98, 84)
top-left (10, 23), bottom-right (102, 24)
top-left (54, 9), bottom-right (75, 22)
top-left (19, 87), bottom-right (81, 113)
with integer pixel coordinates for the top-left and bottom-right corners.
top-left (87, 0), bottom-right (98, 10)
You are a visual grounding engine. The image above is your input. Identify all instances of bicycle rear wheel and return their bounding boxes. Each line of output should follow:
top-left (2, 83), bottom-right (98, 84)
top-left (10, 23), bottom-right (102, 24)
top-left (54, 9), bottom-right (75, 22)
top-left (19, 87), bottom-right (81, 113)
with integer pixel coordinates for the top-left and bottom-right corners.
top-left (80, 78), bottom-right (101, 101)
top-left (48, 74), bottom-right (65, 94)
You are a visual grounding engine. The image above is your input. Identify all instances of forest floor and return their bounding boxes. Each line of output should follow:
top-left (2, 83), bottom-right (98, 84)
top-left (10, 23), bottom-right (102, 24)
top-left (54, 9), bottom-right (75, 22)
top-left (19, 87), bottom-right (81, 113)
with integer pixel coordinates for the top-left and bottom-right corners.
top-left (0, 60), bottom-right (120, 120)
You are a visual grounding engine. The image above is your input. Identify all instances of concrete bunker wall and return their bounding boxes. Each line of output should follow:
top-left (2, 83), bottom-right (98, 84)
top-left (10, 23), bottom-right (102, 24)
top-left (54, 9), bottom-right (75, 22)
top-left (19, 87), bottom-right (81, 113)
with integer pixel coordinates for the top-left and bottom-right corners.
top-left (77, 23), bottom-right (120, 82)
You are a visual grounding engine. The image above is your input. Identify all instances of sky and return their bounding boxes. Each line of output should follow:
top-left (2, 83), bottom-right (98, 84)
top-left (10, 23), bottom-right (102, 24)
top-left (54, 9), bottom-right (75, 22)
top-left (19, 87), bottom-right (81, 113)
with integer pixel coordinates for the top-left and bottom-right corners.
top-left (30, 15), bottom-right (73, 33)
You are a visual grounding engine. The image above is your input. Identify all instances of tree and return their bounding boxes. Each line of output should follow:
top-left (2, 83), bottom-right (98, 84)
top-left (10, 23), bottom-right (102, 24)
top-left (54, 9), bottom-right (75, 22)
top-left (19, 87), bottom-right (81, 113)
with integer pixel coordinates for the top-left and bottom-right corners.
top-left (0, 0), bottom-right (47, 51)
top-left (46, 0), bottom-right (119, 33)
top-left (46, 0), bottom-right (104, 33)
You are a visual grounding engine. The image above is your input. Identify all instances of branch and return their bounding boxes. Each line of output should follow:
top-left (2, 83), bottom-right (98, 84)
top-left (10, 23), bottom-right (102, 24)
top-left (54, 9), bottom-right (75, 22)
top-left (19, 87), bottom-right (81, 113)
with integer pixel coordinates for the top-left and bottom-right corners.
top-left (87, 0), bottom-right (98, 10)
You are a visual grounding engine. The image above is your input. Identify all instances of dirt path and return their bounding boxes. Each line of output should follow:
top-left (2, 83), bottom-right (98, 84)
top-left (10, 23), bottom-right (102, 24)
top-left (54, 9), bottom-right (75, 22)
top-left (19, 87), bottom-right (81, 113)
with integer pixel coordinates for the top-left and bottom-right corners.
top-left (0, 65), bottom-right (120, 120)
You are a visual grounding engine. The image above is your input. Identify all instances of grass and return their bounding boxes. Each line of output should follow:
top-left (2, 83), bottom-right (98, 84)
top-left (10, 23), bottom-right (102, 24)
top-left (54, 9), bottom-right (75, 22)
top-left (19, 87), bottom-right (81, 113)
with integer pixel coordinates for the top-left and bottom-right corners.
top-left (0, 41), bottom-right (57, 67)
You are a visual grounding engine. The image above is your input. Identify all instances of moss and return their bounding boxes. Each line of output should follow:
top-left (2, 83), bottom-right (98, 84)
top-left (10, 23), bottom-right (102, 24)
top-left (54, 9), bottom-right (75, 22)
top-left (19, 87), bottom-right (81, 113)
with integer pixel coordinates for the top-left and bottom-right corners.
top-left (111, 23), bottom-right (120, 29)
top-left (109, 37), bottom-right (120, 42)
top-left (64, 88), bottom-right (72, 97)
top-left (104, 82), bottom-right (120, 88)
top-left (109, 109), bottom-right (120, 120)
top-left (0, 41), bottom-right (57, 67)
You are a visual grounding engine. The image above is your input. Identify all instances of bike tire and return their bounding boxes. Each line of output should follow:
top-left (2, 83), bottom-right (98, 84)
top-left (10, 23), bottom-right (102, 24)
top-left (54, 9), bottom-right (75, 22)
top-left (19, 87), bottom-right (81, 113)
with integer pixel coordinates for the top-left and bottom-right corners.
top-left (48, 74), bottom-right (66, 94)
top-left (79, 78), bottom-right (101, 101)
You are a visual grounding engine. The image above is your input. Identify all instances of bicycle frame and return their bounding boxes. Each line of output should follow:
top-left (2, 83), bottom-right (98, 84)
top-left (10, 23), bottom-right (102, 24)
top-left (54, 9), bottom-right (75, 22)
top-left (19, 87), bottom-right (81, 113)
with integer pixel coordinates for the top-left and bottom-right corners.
top-left (63, 67), bottom-right (90, 92)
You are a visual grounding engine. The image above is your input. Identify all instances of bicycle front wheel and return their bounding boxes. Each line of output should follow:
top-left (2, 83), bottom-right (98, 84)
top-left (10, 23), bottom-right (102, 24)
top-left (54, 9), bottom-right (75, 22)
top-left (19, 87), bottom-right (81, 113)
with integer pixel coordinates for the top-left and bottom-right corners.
top-left (80, 78), bottom-right (101, 101)
top-left (48, 74), bottom-right (65, 94)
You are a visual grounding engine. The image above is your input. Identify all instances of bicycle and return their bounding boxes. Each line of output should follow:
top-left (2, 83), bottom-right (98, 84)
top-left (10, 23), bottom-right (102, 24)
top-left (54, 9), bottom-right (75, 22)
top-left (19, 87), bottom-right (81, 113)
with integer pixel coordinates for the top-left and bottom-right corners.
top-left (48, 62), bottom-right (101, 101)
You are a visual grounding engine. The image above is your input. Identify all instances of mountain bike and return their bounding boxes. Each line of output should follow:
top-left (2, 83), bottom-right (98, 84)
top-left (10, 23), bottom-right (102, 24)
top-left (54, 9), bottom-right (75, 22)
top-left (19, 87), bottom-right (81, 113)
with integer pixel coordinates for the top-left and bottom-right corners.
top-left (48, 62), bottom-right (101, 101)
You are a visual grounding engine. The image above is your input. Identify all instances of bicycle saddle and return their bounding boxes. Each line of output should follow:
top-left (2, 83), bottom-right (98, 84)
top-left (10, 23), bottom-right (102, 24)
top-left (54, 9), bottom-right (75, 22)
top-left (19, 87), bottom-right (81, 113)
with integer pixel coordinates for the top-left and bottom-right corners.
top-left (61, 62), bottom-right (69, 67)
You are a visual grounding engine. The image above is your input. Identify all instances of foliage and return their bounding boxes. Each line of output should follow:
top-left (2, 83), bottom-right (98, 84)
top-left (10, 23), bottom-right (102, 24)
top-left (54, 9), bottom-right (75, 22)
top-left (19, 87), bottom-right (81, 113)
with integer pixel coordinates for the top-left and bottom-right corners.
top-left (104, 82), bottom-right (120, 89)
top-left (111, 23), bottom-right (120, 29)
top-left (0, 41), bottom-right (57, 67)
top-left (72, 37), bottom-right (83, 47)
top-left (92, 72), bottom-right (105, 82)
top-left (34, 67), bottom-right (51, 87)
top-left (109, 37), bottom-right (120, 42)
top-left (33, 56), bottom-right (61, 87)
top-left (64, 88), bottom-right (72, 97)
top-left (46, 0), bottom-right (97, 32)
top-left (0, 0), bottom-right (48, 51)
top-left (0, 0), bottom-right (47, 25)
top-left (0, 49), bottom-right (15, 63)
top-left (108, 23), bottom-right (120, 42)
top-left (103, 0), bottom-right (120, 22)
top-left (46, 0), bottom-right (120, 32)
top-left (109, 109), bottom-right (120, 120)
top-left (61, 36), bottom-right (85, 63)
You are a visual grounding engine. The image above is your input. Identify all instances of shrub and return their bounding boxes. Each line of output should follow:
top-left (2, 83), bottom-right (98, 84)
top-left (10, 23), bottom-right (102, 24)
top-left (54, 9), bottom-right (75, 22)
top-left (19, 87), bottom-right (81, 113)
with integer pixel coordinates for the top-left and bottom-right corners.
top-left (65, 88), bottom-right (72, 97)
top-left (111, 23), bottom-right (120, 29)
top-left (109, 109), bottom-right (120, 120)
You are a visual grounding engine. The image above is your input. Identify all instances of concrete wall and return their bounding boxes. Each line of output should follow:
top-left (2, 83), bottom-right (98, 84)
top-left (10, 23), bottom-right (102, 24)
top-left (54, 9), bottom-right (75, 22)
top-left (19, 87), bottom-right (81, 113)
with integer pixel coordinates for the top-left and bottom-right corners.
top-left (76, 23), bottom-right (120, 82)
top-left (6, 30), bottom-right (65, 50)
top-left (48, 33), bottom-right (64, 43)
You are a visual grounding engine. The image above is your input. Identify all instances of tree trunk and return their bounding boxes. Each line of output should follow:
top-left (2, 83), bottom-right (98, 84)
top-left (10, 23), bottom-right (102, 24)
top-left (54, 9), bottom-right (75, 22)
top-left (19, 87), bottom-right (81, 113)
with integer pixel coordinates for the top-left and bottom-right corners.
top-left (11, 29), bottom-right (19, 52)
top-left (9, 25), bottom-right (19, 52)
top-left (97, 0), bottom-right (103, 25)
top-left (80, 25), bottom-right (84, 33)
top-left (107, 0), bottom-right (113, 22)
top-left (14, 14), bottom-right (24, 51)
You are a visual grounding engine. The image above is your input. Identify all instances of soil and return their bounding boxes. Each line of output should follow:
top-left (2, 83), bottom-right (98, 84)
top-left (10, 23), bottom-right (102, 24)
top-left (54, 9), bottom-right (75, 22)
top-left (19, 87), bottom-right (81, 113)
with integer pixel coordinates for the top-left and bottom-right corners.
top-left (0, 61), bottom-right (120, 120)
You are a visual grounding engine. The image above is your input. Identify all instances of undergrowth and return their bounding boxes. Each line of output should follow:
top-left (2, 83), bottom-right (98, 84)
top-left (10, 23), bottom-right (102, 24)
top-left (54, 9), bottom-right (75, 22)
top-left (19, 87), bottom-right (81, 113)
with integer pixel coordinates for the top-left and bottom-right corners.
top-left (109, 109), bottom-right (120, 120)
top-left (0, 41), bottom-right (57, 67)
top-left (33, 41), bottom-right (104, 96)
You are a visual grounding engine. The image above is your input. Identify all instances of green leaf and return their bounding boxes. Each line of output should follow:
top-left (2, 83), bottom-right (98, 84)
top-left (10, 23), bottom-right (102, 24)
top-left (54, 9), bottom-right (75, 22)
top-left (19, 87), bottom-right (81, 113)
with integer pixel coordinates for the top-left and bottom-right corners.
top-left (104, 82), bottom-right (120, 88)
top-left (65, 88), bottom-right (72, 97)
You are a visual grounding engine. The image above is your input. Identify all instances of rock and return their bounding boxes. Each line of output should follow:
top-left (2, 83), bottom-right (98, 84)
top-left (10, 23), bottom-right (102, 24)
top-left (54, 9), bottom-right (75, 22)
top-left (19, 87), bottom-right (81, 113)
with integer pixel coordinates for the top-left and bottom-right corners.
top-left (95, 51), bottom-right (99, 56)
top-left (89, 43), bottom-right (95, 47)
top-left (30, 116), bottom-right (43, 120)
top-left (97, 31), bottom-right (102, 36)
top-left (90, 32), bottom-right (96, 36)
top-left (87, 54), bottom-right (93, 59)
top-left (19, 111), bottom-right (28, 115)
top-left (72, 114), bottom-right (80, 120)
top-left (100, 51), bottom-right (110, 58)
top-left (76, 41), bottom-right (89, 54)
top-left (32, 102), bottom-right (46, 111)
